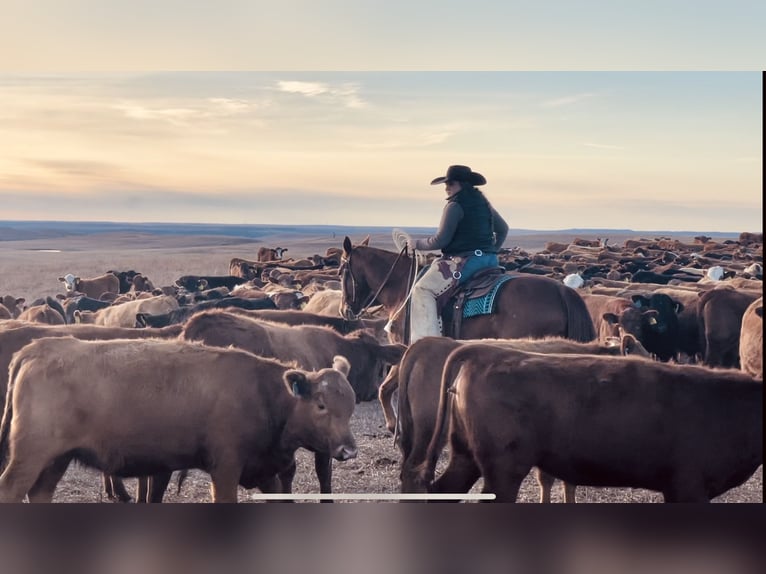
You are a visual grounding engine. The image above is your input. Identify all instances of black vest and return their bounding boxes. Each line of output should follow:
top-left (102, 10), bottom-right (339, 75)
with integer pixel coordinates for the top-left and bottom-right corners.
top-left (442, 187), bottom-right (495, 255)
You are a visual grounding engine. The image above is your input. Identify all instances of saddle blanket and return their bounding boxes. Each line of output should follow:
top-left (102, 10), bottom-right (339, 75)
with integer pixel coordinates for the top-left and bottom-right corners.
top-left (462, 274), bottom-right (513, 319)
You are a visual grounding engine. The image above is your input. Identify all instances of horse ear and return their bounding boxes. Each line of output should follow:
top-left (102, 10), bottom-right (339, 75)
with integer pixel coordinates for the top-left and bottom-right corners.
top-left (343, 236), bottom-right (353, 255)
top-left (359, 235), bottom-right (370, 246)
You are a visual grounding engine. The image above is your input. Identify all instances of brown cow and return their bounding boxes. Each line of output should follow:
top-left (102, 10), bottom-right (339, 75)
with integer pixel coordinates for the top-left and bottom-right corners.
top-left (1, 296), bottom-right (25, 319)
top-left (16, 303), bottom-right (66, 325)
top-left (581, 293), bottom-right (660, 346)
top-left (0, 322), bottom-right (183, 502)
top-left (0, 338), bottom-right (357, 503)
top-left (257, 246), bottom-right (288, 262)
top-left (180, 310), bottom-right (404, 498)
top-left (420, 344), bottom-right (762, 502)
top-left (739, 296), bottom-right (763, 379)
top-left (181, 310), bottom-right (405, 403)
top-left (58, 273), bottom-right (120, 300)
top-left (697, 288), bottom-right (762, 368)
top-left (384, 335), bottom-right (649, 500)
top-left (302, 289), bottom-right (344, 317)
top-left (228, 308), bottom-right (388, 343)
top-left (74, 295), bottom-right (179, 327)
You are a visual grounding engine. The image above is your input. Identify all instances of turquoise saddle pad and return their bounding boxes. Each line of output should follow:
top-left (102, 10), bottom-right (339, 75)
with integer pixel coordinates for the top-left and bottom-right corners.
top-left (462, 275), bottom-right (513, 319)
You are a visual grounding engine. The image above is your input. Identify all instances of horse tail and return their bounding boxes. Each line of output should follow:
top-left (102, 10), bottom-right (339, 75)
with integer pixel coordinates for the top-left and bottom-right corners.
top-left (561, 286), bottom-right (597, 342)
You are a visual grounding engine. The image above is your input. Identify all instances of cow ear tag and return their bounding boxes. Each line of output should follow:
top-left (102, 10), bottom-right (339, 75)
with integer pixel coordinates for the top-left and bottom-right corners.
top-left (648, 316), bottom-right (658, 325)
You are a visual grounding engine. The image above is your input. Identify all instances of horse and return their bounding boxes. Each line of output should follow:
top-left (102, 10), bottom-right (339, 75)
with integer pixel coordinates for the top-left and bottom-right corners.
top-left (339, 236), bottom-right (596, 503)
top-left (339, 236), bottom-right (596, 345)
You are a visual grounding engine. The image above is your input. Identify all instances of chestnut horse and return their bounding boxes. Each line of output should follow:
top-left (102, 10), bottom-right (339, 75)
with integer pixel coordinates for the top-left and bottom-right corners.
top-left (340, 236), bottom-right (596, 344)
top-left (340, 236), bottom-right (596, 502)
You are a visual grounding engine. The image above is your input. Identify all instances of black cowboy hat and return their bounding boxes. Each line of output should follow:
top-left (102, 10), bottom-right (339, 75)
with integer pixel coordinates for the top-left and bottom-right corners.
top-left (430, 165), bottom-right (486, 186)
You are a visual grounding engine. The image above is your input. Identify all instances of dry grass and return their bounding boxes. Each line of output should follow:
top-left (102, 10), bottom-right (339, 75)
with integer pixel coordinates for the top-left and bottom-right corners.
top-left (1, 230), bottom-right (761, 503)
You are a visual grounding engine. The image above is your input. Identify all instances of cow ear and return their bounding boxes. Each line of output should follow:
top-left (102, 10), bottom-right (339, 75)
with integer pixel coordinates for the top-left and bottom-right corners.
top-left (16, 298), bottom-right (25, 305)
top-left (343, 236), bottom-right (353, 255)
top-left (332, 355), bottom-right (351, 377)
top-left (199, 279), bottom-right (208, 291)
top-left (284, 370), bottom-right (312, 399)
top-left (58, 277), bottom-right (65, 282)
top-left (603, 312), bottom-right (619, 325)
top-left (359, 235), bottom-right (370, 246)
top-left (631, 294), bottom-right (649, 308)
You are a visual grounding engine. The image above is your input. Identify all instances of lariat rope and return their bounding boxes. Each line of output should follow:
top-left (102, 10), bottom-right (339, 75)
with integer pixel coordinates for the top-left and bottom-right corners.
top-left (384, 249), bottom-right (419, 335)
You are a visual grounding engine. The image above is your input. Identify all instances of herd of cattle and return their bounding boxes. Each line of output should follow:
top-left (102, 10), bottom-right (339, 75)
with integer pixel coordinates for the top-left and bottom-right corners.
top-left (0, 231), bottom-right (762, 502)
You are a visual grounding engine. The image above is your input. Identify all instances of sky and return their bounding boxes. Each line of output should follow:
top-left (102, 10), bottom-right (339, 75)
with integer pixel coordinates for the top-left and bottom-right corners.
top-left (1, 2), bottom-right (763, 232)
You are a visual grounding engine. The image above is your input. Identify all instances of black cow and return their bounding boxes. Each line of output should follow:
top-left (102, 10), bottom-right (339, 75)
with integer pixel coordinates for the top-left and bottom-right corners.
top-left (174, 275), bottom-right (249, 292)
top-left (631, 292), bottom-right (683, 361)
top-left (58, 294), bottom-right (112, 324)
top-left (107, 270), bottom-right (140, 294)
top-left (136, 296), bottom-right (278, 328)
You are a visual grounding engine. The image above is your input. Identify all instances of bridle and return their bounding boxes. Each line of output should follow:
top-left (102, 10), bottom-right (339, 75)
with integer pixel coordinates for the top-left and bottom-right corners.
top-left (339, 245), bottom-right (410, 320)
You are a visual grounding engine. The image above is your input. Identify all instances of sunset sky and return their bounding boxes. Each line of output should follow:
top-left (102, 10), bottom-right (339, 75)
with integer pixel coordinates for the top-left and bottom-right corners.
top-left (1, 2), bottom-right (763, 232)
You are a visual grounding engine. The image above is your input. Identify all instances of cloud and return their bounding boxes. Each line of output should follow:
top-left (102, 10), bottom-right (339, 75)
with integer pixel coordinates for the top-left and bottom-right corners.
top-left (540, 93), bottom-right (597, 107)
top-left (111, 96), bottom-right (256, 128)
top-left (276, 80), bottom-right (368, 109)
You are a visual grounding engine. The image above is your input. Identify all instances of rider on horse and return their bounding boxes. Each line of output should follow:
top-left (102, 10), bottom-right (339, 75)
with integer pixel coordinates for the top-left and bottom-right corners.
top-left (406, 165), bottom-right (509, 343)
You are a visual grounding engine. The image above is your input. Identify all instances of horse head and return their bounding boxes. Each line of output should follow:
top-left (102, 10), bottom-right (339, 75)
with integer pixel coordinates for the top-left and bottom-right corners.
top-left (340, 236), bottom-right (373, 320)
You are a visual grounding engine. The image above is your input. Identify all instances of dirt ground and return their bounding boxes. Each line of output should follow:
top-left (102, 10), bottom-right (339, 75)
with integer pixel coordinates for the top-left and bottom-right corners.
top-left (0, 229), bottom-right (761, 503)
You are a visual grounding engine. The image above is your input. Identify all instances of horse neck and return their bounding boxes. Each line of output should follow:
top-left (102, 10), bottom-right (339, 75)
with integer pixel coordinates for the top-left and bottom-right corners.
top-left (360, 247), bottom-right (412, 309)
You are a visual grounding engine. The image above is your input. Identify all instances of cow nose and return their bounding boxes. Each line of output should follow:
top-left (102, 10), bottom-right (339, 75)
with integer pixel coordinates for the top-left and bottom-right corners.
top-left (333, 445), bottom-right (358, 461)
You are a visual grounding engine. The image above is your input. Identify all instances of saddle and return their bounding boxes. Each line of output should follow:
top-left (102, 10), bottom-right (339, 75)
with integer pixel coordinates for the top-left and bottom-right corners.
top-left (436, 266), bottom-right (513, 339)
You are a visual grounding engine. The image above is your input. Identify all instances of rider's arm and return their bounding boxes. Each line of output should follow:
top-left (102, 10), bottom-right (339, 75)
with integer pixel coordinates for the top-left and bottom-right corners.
top-left (491, 206), bottom-right (509, 250)
top-left (414, 202), bottom-right (463, 251)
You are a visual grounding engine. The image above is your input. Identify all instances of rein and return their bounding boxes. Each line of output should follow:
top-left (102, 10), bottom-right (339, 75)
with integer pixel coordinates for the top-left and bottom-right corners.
top-left (342, 245), bottom-right (410, 320)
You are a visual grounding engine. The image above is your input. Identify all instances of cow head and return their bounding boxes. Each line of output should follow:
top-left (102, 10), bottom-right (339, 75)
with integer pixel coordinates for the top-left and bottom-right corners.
top-left (340, 331), bottom-right (407, 402)
top-left (175, 276), bottom-right (208, 292)
top-left (58, 273), bottom-right (80, 293)
top-left (283, 356), bottom-right (357, 461)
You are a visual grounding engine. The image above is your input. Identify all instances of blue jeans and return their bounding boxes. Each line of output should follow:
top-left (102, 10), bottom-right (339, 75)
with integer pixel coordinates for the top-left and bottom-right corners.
top-left (458, 252), bottom-right (499, 284)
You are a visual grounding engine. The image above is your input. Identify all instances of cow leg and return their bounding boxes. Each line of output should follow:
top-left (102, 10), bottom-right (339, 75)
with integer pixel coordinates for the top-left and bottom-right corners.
top-left (257, 475), bottom-right (293, 503)
top-left (0, 458), bottom-right (51, 503)
top-left (103, 474), bottom-right (133, 503)
top-left (479, 458), bottom-right (529, 503)
top-left (314, 452), bottom-right (334, 503)
top-left (277, 460), bottom-right (297, 493)
top-left (148, 472), bottom-right (173, 503)
top-left (563, 482), bottom-right (577, 503)
top-left (431, 451), bottom-right (481, 497)
top-left (534, 469), bottom-right (577, 503)
top-left (27, 456), bottom-right (72, 502)
top-left (136, 477), bottom-right (150, 503)
top-left (209, 462), bottom-right (242, 503)
top-left (534, 468), bottom-right (555, 503)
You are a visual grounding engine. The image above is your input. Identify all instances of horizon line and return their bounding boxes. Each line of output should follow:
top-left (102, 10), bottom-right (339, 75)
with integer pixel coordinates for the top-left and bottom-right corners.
top-left (0, 219), bottom-right (753, 236)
